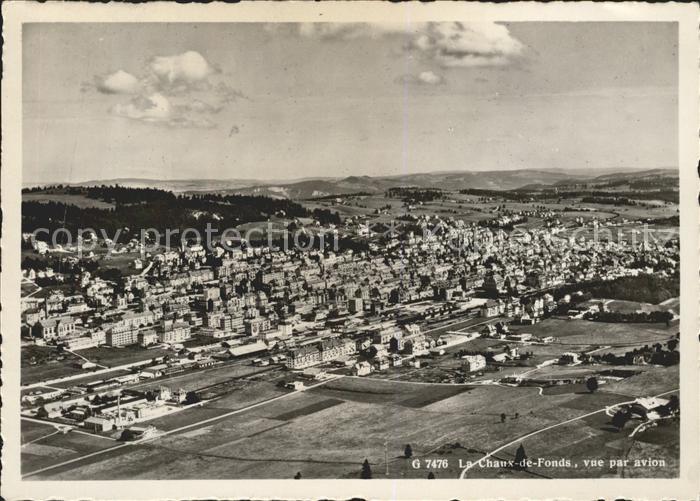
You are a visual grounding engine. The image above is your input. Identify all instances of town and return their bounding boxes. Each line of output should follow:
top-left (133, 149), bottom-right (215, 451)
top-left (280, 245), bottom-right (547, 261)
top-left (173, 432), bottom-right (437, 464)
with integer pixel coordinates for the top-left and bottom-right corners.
top-left (20, 179), bottom-right (680, 480)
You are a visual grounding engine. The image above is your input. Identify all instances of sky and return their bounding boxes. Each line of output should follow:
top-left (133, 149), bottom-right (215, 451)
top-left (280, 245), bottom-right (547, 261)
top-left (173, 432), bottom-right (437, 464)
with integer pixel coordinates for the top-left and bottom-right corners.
top-left (23, 22), bottom-right (678, 184)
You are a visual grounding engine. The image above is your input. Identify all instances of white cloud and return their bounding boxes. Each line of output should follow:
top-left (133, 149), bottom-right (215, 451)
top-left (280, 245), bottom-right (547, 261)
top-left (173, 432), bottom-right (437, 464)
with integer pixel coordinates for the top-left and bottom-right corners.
top-left (95, 70), bottom-right (141, 94)
top-left (94, 50), bottom-right (246, 129)
top-left (111, 92), bottom-right (172, 122)
top-left (149, 51), bottom-right (214, 86)
top-left (282, 22), bottom-right (523, 68)
top-left (409, 23), bottom-right (524, 68)
top-left (395, 70), bottom-right (445, 86)
top-left (295, 22), bottom-right (421, 40)
top-left (418, 70), bottom-right (444, 85)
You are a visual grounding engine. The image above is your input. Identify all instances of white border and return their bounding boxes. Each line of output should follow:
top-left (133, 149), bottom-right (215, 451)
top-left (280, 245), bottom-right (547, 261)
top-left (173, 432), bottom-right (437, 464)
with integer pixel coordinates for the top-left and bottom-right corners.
top-left (2, 2), bottom-right (698, 500)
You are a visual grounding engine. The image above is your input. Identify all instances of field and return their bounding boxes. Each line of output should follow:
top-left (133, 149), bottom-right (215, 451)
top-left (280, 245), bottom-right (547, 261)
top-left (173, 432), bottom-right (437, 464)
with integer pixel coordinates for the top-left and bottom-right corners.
top-left (21, 344), bottom-right (174, 387)
top-left (27, 358), bottom-right (678, 480)
top-left (23, 192), bottom-right (115, 210)
top-left (513, 318), bottom-right (675, 347)
top-left (22, 346), bottom-right (90, 386)
top-left (77, 345), bottom-right (172, 368)
top-left (21, 420), bottom-right (119, 474)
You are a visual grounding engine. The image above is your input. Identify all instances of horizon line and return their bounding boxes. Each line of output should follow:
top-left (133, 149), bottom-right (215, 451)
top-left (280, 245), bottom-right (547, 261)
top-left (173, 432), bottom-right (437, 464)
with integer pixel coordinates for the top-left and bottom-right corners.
top-left (22, 165), bottom-right (677, 188)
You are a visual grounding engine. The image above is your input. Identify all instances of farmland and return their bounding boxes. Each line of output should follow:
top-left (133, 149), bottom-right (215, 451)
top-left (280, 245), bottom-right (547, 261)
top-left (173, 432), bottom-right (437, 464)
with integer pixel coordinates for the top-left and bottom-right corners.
top-left (27, 356), bottom-right (678, 480)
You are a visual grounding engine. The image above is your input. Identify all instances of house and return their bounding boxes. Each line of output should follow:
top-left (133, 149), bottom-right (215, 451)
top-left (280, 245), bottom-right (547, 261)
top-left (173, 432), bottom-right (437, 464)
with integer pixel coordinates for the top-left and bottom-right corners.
top-left (559, 352), bottom-right (580, 365)
top-left (480, 300), bottom-right (500, 318)
top-left (35, 316), bottom-right (77, 340)
top-left (353, 361), bottom-right (372, 376)
top-left (462, 354), bottom-right (486, 372)
top-left (285, 381), bottom-right (305, 391)
top-left (491, 352), bottom-right (508, 363)
top-left (374, 358), bottom-right (390, 371)
top-left (23, 307), bottom-right (46, 327)
top-left (83, 416), bottom-right (115, 433)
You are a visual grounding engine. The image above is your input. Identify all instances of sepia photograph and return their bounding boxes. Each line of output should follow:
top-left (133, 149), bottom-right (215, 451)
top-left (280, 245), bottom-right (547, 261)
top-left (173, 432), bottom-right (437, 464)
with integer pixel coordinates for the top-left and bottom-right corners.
top-left (2, 2), bottom-right (698, 500)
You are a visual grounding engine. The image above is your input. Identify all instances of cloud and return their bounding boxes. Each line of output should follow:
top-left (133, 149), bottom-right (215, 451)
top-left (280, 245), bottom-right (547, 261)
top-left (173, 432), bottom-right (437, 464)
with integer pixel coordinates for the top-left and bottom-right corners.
top-left (294, 22), bottom-right (420, 40)
top-left (395, 70), bottom-right (445, 86)
top-left (182, 99), bottom-right (223, 114)
top-left (111, 92), bottom-right (172, 122)
top-left (272, 22), bottom-right (524, 68)
top-left (111, 92), bottom-right (217, 129)
top-left (407, 23), bottom-right (524, 68)
top-left (95, 70), bottom-right (141, 94)
top-left (418, 70), bottom-right (444, 85)
top-left (92, 50), bottom-right (245, 129)
top-left (149, 50), bottom-right (214, 86)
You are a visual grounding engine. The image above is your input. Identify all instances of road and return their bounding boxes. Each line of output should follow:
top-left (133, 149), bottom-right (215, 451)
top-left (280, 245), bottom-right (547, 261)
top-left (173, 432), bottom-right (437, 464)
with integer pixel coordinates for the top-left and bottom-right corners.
top-left (64, 349), bottom-right (108, 369)
top-left (21, 358), bottom-right (156, 390)
top-left (422, 316), bottom-right (494, 336)
top-left (458, 388), bottom-right (679, 479)
top-left (22, 375), bottom-right (343, 479)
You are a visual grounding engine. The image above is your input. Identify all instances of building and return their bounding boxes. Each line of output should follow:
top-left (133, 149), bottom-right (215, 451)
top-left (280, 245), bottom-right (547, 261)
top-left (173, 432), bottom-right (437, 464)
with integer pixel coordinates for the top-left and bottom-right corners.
top-left (83, 415), bottom-right (115, 432)
top-left (62, 336), bottom-right (99, 351)
top-left (106, 325), bottom-right (139, 347)
top-left (480, 300), bottom-right (500, 318)
top-left (353, 361), bottom-right (372, 376)
top-left (35, 316), bottom-right (77, 340)
top-left (286, 338), bottom-right (351, 369)
top-left (560, 352), bottom-right (581, 365)
top-left (462, 354), bottom-right (486, 372)
top-left (348, 297), bottom-right (363, 314)
top-left (159, 322), bottom-right (191, 344)
top-left (138, 330), bottom-right (158, 347)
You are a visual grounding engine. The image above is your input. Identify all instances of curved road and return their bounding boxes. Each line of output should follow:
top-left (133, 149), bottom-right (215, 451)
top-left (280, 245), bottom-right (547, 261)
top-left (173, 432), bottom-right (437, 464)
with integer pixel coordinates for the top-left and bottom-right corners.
top-left (458, 388), bottom-right (678, 479)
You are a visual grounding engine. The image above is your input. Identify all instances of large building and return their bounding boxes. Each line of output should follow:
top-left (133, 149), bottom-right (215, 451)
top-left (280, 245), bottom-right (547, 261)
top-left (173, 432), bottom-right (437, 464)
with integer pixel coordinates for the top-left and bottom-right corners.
top-left (286, 338), bottom-right (353, 369)
top-left (106, 326), bottom-right (139, 347)
top-left (35, 316), bottom-right (77, 339)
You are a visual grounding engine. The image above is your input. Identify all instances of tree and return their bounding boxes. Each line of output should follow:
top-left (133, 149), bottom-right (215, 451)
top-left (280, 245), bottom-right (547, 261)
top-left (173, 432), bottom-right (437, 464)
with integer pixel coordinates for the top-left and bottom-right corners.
top-left (666, 395), bottom-right (680, 413)
top-left (36, 406), bottom-right (49, 419)
top-left (586, 377), bottom-right (599, 393)
top-left (427, 472), bottom-right (435, 479)
top-left (361, 459), bottom-right (372, 479)
top-left (184, 391), bottom-right (201, 405)
top-left (513, 444), bottom-right (528, 470)
top-left (500, 413), bottom-right (507, 423)
top-left (118, 429), bottom-right (136, 442)
top-left (611, 409), bottom-right (630, 431)
top-left (294, 472), bottom-right (302, 479)
top-left (404, 444), bottom-right (413, 458)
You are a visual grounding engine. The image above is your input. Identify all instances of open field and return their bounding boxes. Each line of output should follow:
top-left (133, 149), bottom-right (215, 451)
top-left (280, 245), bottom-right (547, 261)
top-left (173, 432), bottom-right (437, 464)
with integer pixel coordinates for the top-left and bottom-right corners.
top-left (22, 350), bottom-right (89, 386)
top-left (77, 345), bottom-right (172, 368)
top-left (27, 361), bottom-right (678, 480)
top-left (22, 426), bottom-right (118, 474)
top-left (23, 192), bottom-right (115, 210)
top-left (21, 419), bottom-right (58, 443)
top-left (21, 344), bottom-right (173, 386)
top-left (512, 318), bottom-right (675, 347)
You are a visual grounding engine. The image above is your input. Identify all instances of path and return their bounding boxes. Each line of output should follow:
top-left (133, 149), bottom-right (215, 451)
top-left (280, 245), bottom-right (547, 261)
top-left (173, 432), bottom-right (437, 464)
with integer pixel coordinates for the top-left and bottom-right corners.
top-left (64, 349), bottom-right (108, 370)
top-left (458, 388), bottom-right (678, 479)
top-left (22, 375), bottom-right (343, 479)
top-left (21, 358), bottom-right (156, 390)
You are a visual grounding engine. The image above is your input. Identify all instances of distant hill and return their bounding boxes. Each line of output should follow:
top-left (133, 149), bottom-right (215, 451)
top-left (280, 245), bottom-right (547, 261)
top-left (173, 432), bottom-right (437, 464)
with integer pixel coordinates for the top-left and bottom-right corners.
top-left (229, 169), bottom-right (672, 199)
top-left (39, 167), bottom-right (678, 200)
